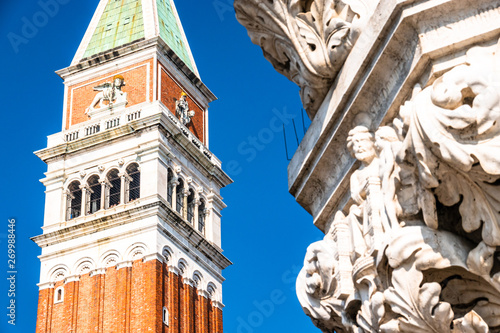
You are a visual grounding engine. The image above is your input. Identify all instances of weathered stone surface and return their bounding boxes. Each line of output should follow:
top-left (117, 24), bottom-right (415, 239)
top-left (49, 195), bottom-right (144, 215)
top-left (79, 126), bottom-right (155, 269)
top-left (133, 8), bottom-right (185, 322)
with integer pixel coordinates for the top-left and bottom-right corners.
top-left (236, 0), bottom-right (500, 331)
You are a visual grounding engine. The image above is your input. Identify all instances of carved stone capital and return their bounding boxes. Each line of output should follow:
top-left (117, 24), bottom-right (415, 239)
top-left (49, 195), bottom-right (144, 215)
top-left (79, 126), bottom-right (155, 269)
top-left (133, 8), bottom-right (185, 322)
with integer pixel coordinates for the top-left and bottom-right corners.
top-left (234, 0), bottom-right (378, 117)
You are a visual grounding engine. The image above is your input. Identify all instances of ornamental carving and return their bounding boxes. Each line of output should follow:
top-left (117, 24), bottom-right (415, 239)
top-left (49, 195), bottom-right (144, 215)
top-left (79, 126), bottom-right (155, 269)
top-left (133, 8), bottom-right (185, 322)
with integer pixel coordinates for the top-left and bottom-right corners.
top-left (297, 42), bottom-right (500, 332)
top-left (175, 92), bottom-right (195, 126)
top-left (234, 0), bottom-right (377, 118)
top-left (85, 75), bottom-right (128, 117)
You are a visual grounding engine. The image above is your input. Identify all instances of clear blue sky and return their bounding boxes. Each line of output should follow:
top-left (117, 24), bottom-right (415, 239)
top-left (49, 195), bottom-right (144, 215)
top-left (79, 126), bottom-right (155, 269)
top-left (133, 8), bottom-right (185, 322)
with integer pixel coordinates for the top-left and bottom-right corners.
top-left (0, 1), bottom-right (323, 332)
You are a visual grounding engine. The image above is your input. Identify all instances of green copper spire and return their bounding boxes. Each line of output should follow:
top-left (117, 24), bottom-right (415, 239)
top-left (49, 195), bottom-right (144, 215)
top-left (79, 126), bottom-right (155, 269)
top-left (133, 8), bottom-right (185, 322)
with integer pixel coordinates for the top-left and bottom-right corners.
top-left (157, 0), bottom-right (193, 71)
top-left (83, 0), bottom-right (145, 59)
top-left (76, 0), bottom-right (196, 74)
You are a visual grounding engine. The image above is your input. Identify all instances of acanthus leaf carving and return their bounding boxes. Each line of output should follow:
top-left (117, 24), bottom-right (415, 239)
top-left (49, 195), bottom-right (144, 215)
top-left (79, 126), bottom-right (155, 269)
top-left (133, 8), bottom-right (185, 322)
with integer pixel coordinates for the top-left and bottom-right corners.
top-left (295, 39), bottom-right (500, 333)
top-left (401, 45), bottom-right (500, 247)
top-left (234, 0), bottom-right (377, 118)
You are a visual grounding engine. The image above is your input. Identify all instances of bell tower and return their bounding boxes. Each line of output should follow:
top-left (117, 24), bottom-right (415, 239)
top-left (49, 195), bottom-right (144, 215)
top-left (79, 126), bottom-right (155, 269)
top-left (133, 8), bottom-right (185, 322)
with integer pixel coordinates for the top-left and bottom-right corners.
top-left (33, 1), bottom-right (231, 332)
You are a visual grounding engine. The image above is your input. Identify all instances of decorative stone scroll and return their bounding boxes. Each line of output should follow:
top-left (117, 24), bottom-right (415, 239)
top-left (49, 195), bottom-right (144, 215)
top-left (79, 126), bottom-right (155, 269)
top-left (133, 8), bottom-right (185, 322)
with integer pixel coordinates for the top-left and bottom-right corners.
top-left (234, 0), bottom-right (377, 118)
top-left (296, 41), bottom-right (500, 332)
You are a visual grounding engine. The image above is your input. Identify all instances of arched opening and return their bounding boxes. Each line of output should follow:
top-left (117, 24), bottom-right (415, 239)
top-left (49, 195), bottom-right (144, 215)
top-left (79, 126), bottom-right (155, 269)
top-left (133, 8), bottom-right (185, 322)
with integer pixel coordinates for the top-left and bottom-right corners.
top-left (67, 181), bottom-right (82, 220)
top-left (107, 169), bottom-right (121, 208)
top-left (187, 189), bottom-right (195, 223)
top-left (54, 287), bottom-right (64, 303)
top-left (176, 178), bottom-right (184, 214)
top-left (163, 306), bottom-right (169, 326)
top-left (87, 175), bottom-right (101, 214)
top-left (126, 163), bottom-right (140, 202)
top-left (198, 198), bottom-right (206, 234)
top-left (167, 168), bottom-right (174, 206)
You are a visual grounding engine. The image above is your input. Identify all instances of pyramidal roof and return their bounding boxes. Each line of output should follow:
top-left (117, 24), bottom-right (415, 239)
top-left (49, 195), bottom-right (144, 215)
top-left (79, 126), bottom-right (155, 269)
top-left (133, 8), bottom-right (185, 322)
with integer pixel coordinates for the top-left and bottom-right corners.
top-left (71, 0), bottom-right (198, 76)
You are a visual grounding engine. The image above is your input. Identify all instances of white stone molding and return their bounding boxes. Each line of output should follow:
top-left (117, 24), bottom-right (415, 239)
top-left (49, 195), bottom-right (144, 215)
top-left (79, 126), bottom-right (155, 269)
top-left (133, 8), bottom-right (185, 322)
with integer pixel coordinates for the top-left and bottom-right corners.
top-left (64, 275), bottom-right (81, 284)
top-left (118, 159), bottom-right (125, 166)
top-left (234, 0), bottom-right (378, 117)
top-left (294, 41), bottom-right (500, 332)
top-left (142, 253), bottom-right (164, 263)
top-left (90, 268), bottom-right (106, 277)
top-left (192, 271), bottom-right (203, 289)
top-left (168, 265), bottom-right (181, 275)
top-left (212, 301), bottom-right (225, 310)
top-left (79, 170), bottom-right (87, 178)
top-left (74, 258), bottom-right (95, 275)
top-left (183, 277), bottom-right (194, 287)
top-left (38, 282), bottom-right (55, 291)
top-left (48, 265), bottom-right (69, 282)
top-left (100, 250), bottom-right (121, 268)
top-left (162, 246), bottom-right (174, 264)
top-left (206, 282), bottom-right (217, 300)
top-left (177, 258), bottom-right (188, 277)
top-left (116, 261), bottom-right (133, 270)
top-left (198, 289), bottom-right (210, 299)
top-left (126, 243), bottom-right (148, 261)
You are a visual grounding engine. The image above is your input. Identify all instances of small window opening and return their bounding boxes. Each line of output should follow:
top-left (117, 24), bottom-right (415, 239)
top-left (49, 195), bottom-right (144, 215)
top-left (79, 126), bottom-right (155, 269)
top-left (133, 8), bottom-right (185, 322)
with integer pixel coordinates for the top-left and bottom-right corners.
top-left (176, 179), bottom-right (184, 214)
top-left (107, 169), bottom-right (121, 208)
top-left (187, 189), bottom-right (195, 224)
top-left (167, 169), bottom-right (174, 206)
top-left (67, 181), bottom-right (82, 220)
top-left (163, 306), bottom-right (169, 326)
top-left (54, 287), bottom-right (64, 304)
top-left (127, 164), bottom-right (141, 202)
top-left (123, 17), bottom-right (130, 25)
top-left (106, 23), bottom-right (113, 31)
top-left (88, 175), bottom-right (101, 214)
top-left (198, 199), bottom-right (206, 234)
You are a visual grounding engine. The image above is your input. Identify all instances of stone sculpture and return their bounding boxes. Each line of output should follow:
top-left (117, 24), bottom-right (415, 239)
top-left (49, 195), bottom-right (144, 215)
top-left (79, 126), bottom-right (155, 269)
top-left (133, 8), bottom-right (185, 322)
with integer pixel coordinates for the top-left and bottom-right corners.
top-left (295, 43), bottom-right (500, 332)
top-left (85, 75), bottom-right (128, 116)
top-left (175, 93), bottom-right (195, 126)
top-left (234, 0), bottom-right (378, 118)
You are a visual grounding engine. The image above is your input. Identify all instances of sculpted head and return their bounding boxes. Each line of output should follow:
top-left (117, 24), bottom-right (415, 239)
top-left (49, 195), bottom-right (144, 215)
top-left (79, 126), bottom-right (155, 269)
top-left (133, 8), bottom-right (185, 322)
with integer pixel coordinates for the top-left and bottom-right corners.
top-left (375, 126), bottom-right (399, 151)
top-left (347, 126), bottom-right (377, 164)
top-left (113, 75), bottom-right (125, 88)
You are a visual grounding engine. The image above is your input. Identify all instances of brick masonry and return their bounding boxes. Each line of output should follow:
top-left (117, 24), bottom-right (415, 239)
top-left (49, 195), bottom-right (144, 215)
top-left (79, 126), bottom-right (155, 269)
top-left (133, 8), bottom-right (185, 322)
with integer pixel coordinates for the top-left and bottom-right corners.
top-left (159, 63), bottom-right (206, 144)
top-left (64, 58), bottom-right (207, 144)
top-left (35, 259), bottom-right (223, 333)
top-left (65, 59), bottom-right (155, 130)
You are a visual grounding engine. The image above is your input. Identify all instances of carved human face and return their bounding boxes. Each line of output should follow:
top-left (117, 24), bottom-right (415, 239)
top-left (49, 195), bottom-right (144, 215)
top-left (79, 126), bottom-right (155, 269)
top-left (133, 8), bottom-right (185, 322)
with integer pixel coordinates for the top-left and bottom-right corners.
top-left (351, 132), bottom-right (376, 164)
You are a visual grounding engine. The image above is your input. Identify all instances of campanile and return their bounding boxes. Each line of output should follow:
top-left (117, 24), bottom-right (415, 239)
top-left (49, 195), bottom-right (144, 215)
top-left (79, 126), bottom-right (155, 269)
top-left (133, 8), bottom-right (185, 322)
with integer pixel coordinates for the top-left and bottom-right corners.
top-left (33, 1), bottom-right (231, 332)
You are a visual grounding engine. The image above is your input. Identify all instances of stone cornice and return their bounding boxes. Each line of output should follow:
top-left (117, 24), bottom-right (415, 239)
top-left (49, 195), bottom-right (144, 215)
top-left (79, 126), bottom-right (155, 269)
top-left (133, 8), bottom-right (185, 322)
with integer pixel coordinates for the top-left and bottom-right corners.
top-left (34, 108), bottom-right (232, 189)
top-left (31, 199), bottom-right (231, 273)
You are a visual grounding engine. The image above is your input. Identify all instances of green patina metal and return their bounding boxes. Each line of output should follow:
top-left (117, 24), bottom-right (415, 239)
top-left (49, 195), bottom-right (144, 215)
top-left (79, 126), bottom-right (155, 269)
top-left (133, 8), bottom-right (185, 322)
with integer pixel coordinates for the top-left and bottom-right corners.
top-left (83, 0), bottom-right (145, 59)
top-left (157, 0), bottom-right (193, 71)
top-left (82, 0), bottom-right (194, 72)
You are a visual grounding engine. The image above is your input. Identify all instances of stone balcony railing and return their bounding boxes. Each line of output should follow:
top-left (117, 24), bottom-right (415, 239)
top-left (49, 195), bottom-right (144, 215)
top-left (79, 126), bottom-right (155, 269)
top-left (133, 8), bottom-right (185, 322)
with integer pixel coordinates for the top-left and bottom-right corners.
top-left (47, 101), bottom-right (220, 168)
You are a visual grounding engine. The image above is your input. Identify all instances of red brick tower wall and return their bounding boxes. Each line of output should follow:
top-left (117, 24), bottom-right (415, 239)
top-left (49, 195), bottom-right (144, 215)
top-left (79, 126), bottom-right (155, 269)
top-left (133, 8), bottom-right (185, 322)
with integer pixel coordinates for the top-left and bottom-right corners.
top-left (159, 63), bottom-right (207, 144)
top-left (35, 259), bottom-right (222, 333)
top-left (65, 59), bottom-right (155, 129)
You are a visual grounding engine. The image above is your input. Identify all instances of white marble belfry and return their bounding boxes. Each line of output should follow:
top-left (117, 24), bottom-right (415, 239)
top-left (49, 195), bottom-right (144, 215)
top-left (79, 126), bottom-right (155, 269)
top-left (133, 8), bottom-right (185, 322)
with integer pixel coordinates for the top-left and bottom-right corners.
top-left (236, 0), bottom-right (500, 332)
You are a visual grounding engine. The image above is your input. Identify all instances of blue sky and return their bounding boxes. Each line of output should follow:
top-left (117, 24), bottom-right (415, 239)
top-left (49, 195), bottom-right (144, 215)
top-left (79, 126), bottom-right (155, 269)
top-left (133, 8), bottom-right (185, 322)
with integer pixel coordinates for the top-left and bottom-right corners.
top-left (1, 1), bottom-right (323, 332)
